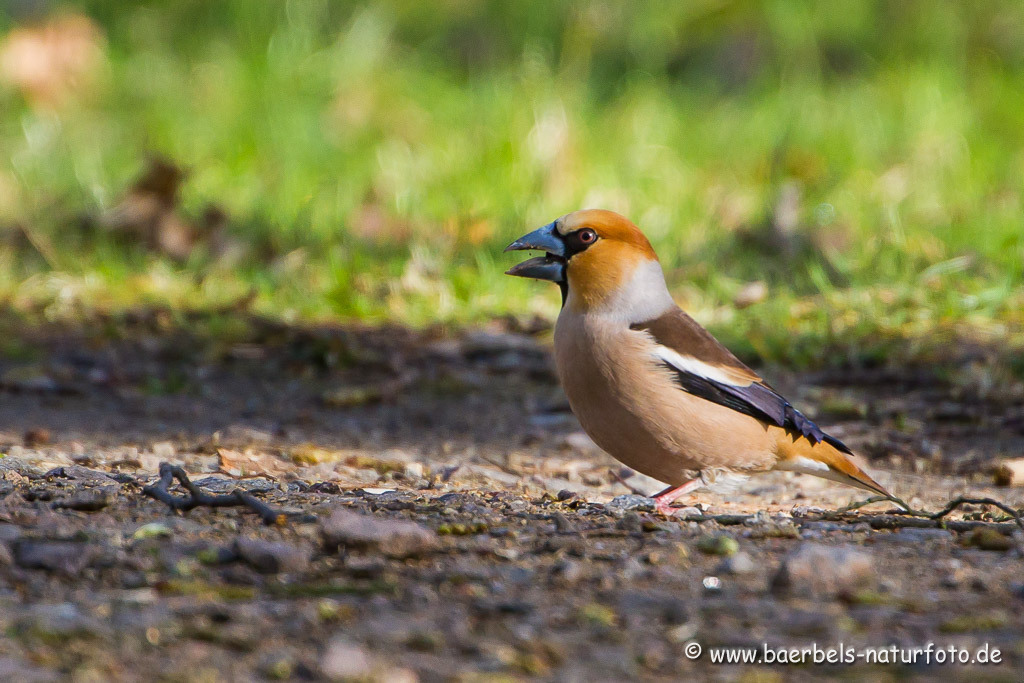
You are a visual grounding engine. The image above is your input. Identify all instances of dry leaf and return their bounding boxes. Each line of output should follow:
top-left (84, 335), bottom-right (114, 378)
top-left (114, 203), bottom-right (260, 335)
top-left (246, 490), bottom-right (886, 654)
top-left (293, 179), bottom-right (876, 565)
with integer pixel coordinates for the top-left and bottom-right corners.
top-left (289, 444), bottom-right (344, 466)
top-left (733, 281), bottom-right (768, 309)
top-left (465, 219), bottom-right (494, 246)
top-left (350, 201), bottom-right (409, 244)
top-left (0, 14), bottom-right (104, 108)
top-left (218, 448), bottom-right (289, 478)
top-left (102, 156), bottom-right (229, 261)
top-left (994, 458), bottom-right (1024, 487)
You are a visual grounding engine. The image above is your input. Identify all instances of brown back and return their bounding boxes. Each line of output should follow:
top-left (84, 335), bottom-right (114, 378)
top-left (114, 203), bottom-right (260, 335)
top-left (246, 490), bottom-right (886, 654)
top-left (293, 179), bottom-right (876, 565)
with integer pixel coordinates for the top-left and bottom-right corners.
top-left (630, 308), bottom-right (761, 383)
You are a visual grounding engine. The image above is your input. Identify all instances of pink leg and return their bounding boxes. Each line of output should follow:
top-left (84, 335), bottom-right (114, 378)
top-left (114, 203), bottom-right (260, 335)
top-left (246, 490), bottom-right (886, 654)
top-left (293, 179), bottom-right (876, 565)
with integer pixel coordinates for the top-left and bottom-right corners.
top-left (652, 478), bottom-right (702, 516)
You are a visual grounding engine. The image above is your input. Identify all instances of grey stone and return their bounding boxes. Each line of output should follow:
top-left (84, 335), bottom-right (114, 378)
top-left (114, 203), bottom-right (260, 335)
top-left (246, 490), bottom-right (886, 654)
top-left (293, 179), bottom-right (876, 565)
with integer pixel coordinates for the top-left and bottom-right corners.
top-left (605, 495), bottom-right (654, 513)
top-left (0, 524), bottom-right (22, 543)
top-left (13, 540), bottom-right (98, 575)
top-left (615, 512), bottom-right (643, 532)
top-left (193, 476), bottom-right (278, 493)
top-left (875, 528), bottom-right (954, 544)
top-left (799, 521), bottom-right (865, 533)
top-left (234, 536), bottom-right (311, 574)
top-left (0, 657), bottom-right (56, 682)
top-left (17, 603), bottom-right (107, 640)
top-left (321, 509), bottom-right (439, 558)
top-left (742, 511), bottom-right (773, 526)
top-left (562, 431), bottom-right (598, 452)
top-left (791, 506), bottom-right (827, 517)
top-left (772, 543), bottom-right (875, 597)
top-left (44, 466), bottom-right (116, 483)
top-left (320, 636), bottom-right (374, 681)
top-left (0, 457), bottom-right (58, 477)
top-left (719, 551), bottom-right (756, 574)
top-left (52, 488), bottom-right (114, 511)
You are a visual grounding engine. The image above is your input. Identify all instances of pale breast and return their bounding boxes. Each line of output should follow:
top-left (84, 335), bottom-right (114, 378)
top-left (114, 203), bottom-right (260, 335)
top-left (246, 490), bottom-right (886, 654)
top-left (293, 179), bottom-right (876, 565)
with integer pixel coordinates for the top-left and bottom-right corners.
top-left (553, 311), bottom-right (778, 485)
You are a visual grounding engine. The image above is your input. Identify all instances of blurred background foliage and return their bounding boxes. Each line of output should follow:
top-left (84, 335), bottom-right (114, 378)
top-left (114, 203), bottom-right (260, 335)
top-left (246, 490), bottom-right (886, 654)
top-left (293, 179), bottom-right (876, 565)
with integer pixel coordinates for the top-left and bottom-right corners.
top-left (1, 0), bottom-right (1023, 367)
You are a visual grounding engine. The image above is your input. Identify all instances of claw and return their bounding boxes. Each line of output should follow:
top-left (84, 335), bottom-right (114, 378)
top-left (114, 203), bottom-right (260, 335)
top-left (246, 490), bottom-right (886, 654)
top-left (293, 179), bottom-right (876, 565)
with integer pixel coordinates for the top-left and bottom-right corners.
top-left (654, 498), bottom-right (680, 517)
top-left (651, 477), bottom-right (703, 516)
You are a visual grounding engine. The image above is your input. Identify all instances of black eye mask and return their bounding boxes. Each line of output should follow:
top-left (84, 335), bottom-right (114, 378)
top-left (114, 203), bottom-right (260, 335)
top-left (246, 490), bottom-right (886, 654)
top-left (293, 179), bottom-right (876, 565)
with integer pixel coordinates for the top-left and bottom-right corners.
top-left (561, 229), bottom-right (598, 258)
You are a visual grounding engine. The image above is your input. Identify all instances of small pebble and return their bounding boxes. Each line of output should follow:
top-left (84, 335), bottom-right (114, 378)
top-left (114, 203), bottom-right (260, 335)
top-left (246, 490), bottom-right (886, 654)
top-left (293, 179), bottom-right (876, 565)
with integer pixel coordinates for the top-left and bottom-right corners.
top-left (963, 527), bottom-right (1014, 552)
top-left (719, 551), bottom-right (755, 574)
top-left (702, 576), bottom-right (722, 592)
top-left (697, 534), bottom-right (739, 556)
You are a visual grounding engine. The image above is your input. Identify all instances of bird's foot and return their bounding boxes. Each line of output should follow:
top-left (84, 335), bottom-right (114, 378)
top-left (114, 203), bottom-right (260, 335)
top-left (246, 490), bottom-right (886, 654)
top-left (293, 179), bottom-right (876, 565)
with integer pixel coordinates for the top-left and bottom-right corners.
top-left (651, 478), bottom-right (703, 517)
top-left (654, 497), bottom-right (681, 517)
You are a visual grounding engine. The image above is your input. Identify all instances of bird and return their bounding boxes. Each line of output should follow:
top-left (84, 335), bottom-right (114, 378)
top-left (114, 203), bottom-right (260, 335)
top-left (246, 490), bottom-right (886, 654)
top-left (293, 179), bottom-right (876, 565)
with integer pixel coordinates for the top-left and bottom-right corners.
top-left (505, 209), bottom-right (891, 515)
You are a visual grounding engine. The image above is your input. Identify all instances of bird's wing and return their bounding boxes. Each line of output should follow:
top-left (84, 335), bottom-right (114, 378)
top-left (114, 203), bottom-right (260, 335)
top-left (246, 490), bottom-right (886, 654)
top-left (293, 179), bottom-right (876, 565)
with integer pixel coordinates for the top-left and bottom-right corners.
top-left (630, 309), bottom-right (852, 454)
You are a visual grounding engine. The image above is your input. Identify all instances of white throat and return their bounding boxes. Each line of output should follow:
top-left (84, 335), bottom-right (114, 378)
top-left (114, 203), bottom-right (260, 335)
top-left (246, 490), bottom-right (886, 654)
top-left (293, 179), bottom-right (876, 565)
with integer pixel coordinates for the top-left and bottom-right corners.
top-left (568, 259), bottom-right (675, 323)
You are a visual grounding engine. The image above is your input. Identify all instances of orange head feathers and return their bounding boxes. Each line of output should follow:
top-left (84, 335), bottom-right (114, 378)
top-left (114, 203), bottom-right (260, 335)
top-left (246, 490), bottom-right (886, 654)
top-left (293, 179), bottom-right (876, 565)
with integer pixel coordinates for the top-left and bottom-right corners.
top-left (505, 209), bottom-right (663, 312)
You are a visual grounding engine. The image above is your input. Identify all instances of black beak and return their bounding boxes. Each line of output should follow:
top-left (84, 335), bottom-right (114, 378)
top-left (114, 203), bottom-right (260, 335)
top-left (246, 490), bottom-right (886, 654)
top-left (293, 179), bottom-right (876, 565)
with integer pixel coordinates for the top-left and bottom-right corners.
top-left (504, 221), bottom-right (566, 283)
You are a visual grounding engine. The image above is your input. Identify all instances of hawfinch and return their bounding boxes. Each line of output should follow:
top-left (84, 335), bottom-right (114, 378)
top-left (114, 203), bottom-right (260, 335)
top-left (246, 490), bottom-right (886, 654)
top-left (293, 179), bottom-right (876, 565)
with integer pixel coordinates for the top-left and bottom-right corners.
top-left (505, 209), bottom-right (891, 514)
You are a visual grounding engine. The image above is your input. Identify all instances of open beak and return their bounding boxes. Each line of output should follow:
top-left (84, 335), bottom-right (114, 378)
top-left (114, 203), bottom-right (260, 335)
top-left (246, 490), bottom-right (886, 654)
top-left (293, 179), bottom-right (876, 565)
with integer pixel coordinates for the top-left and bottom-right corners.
top-left (505, 255), bottom-right (565, 282)
top-left (504, 221), bottom-right (566, 283)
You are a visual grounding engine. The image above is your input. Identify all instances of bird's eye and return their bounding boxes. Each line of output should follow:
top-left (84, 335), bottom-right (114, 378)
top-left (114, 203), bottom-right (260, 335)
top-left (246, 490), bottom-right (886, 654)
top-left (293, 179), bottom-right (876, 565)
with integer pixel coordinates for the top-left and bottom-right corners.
top-left (578, 229), bottom-right (597, 244)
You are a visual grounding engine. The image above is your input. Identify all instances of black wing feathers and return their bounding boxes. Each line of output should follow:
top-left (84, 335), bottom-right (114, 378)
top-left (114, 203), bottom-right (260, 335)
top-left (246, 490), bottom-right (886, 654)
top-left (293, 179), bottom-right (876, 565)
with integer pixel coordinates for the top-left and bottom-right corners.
top-left (631, 309), bottom-right (852, 455)
top-left (657, 360), bottom-right (853, 455)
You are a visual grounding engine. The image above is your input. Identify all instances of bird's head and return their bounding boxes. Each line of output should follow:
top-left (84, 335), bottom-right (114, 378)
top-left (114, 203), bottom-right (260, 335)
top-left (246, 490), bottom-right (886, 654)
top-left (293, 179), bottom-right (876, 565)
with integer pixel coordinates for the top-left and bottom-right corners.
top-left (505, 209), bottom-right (666, 314)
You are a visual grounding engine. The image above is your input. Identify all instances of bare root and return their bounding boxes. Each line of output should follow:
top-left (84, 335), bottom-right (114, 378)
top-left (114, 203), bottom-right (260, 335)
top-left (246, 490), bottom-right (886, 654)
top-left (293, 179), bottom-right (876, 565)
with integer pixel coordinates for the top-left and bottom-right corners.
top-left (142, 463), bottom-right (285, 525)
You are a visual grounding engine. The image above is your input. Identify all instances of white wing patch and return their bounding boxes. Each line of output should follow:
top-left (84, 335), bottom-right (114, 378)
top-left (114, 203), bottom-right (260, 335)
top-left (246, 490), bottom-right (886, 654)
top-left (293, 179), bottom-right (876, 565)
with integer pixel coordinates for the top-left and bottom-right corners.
top-left (773, 456), bottom-right (831, 475)
top-left (773, 455), bottom-right (884, 492)
top-left (653, 345), bottom-right (751, 387)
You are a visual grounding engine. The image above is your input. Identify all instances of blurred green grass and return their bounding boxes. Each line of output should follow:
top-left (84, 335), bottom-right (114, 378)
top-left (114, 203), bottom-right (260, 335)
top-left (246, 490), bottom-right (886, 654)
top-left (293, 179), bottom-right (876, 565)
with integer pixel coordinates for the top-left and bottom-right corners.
top-left (1, 1), bottom-right (1023, 367)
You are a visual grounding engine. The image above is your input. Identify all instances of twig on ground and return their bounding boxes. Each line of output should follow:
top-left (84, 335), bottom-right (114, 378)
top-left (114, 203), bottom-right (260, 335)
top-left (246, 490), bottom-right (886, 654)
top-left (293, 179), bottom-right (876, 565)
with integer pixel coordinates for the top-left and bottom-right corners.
top-left (898, 496), bottom-right (1024, 531)
top-left (609, 469), bottom-right (649, 497)
top-left (477, 455), bottom-right (523, 478)
top-left (142, 463), bottom-right (285, 525)
top-left (139, 460), bottom-right (1023, 535)
top-left (813, 494), bottom-right (1024, 532)
top-left (834, 495), bottom-right (899, 514)
top-left (667, 494), bottom-right (1024, 534)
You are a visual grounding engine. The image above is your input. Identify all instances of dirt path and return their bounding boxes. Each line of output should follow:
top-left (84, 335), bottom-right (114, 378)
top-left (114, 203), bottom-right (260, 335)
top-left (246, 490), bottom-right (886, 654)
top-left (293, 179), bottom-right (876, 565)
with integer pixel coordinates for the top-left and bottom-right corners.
top-left (1, 314), bottom-right (1023, 680)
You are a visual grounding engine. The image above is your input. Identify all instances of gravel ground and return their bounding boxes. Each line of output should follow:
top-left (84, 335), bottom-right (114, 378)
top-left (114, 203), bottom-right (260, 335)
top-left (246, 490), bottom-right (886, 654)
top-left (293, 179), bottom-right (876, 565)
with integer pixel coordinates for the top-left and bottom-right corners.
top-left (1, 314), bottom-right (1023, 681)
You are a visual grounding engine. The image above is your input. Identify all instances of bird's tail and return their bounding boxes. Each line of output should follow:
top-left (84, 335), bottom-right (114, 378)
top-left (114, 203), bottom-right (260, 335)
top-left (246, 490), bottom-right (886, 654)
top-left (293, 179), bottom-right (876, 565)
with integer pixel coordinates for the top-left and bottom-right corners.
top-left (774, 432), bottom-right (892, 498)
